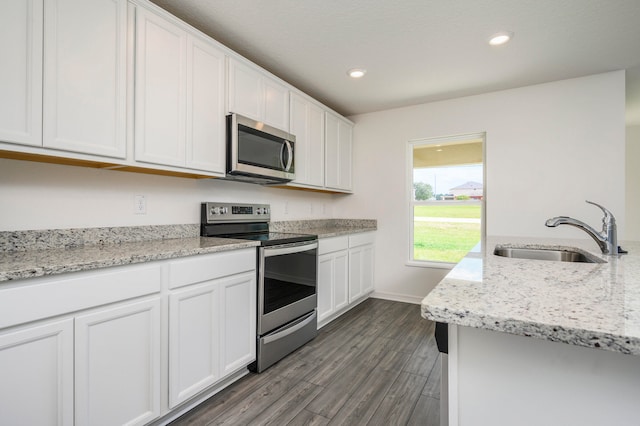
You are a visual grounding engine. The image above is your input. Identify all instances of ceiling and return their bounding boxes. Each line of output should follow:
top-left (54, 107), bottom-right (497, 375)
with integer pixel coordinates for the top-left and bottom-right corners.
top-left (149, 0), bottom-right (640, 124)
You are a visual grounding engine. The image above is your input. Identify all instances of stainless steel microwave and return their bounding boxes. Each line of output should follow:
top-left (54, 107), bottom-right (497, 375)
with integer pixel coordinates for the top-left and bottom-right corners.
top-left (225, 113), bottom-right (296, 185)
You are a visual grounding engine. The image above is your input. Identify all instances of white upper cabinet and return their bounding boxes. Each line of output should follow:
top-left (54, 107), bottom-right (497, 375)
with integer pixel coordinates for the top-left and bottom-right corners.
top-left (228, 57), bottom-right (289, 131)
top-left (186, 35), bottom-right (226, 173)
top-left (290, 92), bottom-right (325, 188)
top-left (43, 0), bottom-right (127, 158)
top-left (135, 5), bottom-right (225, 174)
top-left (134, 7), bottom-right (187, 168)
top-left (0, 0), bottom-right (43, 146)
top-left (325, 111), bottom-right (353, 192)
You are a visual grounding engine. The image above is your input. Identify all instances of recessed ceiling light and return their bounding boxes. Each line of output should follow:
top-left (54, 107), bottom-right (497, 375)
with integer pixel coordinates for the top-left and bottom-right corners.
top-left (348, 68), bottom-right (367, 78)
top-left (489, 31), bottom-right (513, 46)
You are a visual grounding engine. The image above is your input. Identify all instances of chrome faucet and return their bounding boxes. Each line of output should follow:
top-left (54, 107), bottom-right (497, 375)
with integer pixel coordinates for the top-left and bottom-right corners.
top-left (545, 200), bottom-right (619, 255)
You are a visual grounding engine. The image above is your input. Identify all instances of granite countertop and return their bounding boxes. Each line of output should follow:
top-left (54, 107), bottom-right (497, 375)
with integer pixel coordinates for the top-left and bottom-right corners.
top-left (421, 237), bottom-right (640, 356)
top-left (0, 219), bottom-right (376, 283)
top-left (0, 237), bottom-right (259, 282)
top-left (271, 219), bottom-right (377, 238)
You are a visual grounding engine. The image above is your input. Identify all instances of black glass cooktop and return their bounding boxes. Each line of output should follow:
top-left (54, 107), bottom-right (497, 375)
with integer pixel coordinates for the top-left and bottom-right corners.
top-left (229, 232), bottom-right (317, 246)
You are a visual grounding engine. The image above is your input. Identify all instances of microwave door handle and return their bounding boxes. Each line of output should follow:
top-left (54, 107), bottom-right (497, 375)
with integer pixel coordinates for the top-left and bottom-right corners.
top-left (283, 140), bottom-right (293, 172)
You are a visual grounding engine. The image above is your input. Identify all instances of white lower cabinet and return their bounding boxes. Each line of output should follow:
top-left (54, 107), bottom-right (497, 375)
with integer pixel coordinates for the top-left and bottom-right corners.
top-left (318, 237), bottom-right (349, 324)
top-left (318, 232), bottom-right (375, 327)
top-left (167, 249), bottom-right (256, 409)
top-left (0, 247), bottom-right (258, 425)
top-left (0, 318), bottom-right (74, 426)
top-left (348, 234), bottom-right (375, 303)
top-left (75, 297), bottom-right (161, 426)
top-left (169, 281), bottom-right (221, 408)
top-left (220, 272), bottom-right (257, 375)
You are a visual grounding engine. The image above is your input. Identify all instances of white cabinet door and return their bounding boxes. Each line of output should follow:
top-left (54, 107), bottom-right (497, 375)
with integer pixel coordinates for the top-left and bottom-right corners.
top-left (0, 319), bottom-right (73, 426)
top-left (220, 271), bottom-right (256, 376)
top-left (228, 57), bottom-right (289, 131)
top-left (135, 7), bottom-right (226, 174)
top-left (0, 0), bottom-right (42, 146)
top-left (361, 245), bottom-right (375, 294)
top-left (168, 281), bottom-right (220, 408)
top-left (43, 0), bottom-right (127, 158)
top-left (333, 250), bottom-right (349, 311)
top-left (325, 112), bottom-right (353, 191)
top-left (290, 92), bottom-right (325, 187)
top-left (317, 250), bottom-right (348, 324)
top-left (263, 77), bottom-right (290, 131)
top-left (135, 7), bottom-right (187, 167)
top-left (75, 298), bottom-right (161, 426)
top-left (186, 34), bottom-right (226, 173)
top-left (228, 58), bottom-right (262, 122)
top-left (317, 254), bottom-right (334, 323)
top-left (349, 245), bottom-right (364, 302)
top-left (348, 243), bottom-right (374, 303)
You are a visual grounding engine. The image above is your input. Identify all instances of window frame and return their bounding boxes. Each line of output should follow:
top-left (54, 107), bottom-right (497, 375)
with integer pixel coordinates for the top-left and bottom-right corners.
top-left (406, 132), bottom-right (486, 269)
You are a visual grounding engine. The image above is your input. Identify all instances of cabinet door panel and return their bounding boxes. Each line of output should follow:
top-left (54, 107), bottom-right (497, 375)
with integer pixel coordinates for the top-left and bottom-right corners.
top-left (186, 35), bottom-right (225, 173)
top-left (361, 245), bottom-right (375, 294)
top-left (43, 0), bottom-right (127, 157)
top-left (263, 78), bottom-right (289, 130)
top-left (334, 251), bottom-right (349, 311)
top-left (317, 254), bottom-right (334, 322)
top-left (220, 272), bottom-right (256, 375)
top-left (135, 8), bottom-right (187, 166)
top-left (0, 319), bottom-right (73, 426)
top-left (325, 112), bottom-right (353, 191)
top-left (290, 93), bottom-right (324, 187)
top-left (228, 59), bottom-right (261, 121)
top-left (75, 298), bottom-right (161, 426)
top-left (0, 0), bottom-right (43, 146)
top-left (169, 282), bottom-right (220, 408)
top-left (348, 247), bottom-right (363, 303)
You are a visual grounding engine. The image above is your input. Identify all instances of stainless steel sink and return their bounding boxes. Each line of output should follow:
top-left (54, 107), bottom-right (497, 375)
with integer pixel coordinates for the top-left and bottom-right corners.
top-left (493, 246), bottom-right (605, 263)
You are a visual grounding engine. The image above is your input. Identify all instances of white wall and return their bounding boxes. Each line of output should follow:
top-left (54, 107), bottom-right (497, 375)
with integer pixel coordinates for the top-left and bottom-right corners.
top-left (340, 71), bottom-right (626, 302)
top-left (627, 124), bottom-right (640, 241)
top-left (0, 159), bottom-right (343, 231)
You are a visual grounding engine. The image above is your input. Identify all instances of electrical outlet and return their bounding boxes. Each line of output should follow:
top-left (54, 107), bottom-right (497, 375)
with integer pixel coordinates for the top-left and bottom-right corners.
top-left (134, 195), bottom-right (146, 215)
top-left (284, 201), bottom-right (289, 215)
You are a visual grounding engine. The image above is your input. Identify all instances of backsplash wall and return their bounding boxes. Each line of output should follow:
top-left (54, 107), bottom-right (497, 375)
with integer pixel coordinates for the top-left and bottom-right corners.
top-left (0, 159), bottom-right (342, 231)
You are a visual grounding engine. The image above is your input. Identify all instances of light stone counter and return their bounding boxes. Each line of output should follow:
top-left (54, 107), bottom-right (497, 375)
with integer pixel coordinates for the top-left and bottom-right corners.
top-left (0, 219), bottom-right (376, 283)
top-left (271, 219), bottom-right (377, 238)
top-left (421, 237), bottom-right (640, 355)
top-left (0, 237), bottom-right (259, 282)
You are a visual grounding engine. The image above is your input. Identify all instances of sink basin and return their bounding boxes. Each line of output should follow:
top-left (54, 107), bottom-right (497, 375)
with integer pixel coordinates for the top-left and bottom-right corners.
top-left (493, 246), bottom-right (605, 263)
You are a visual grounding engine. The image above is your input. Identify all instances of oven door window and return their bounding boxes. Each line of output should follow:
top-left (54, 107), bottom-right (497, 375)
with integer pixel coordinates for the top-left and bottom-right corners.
top-left (263, 246), bottom-right (317, 315)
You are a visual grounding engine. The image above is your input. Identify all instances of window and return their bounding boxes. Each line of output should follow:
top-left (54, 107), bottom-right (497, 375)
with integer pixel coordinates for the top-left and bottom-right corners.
top-left (408, 134), bottom-right (485, 267)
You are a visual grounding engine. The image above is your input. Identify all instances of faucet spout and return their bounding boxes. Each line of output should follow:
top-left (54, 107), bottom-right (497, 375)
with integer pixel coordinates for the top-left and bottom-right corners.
top-left (545, 201), bottom-right (618, 255)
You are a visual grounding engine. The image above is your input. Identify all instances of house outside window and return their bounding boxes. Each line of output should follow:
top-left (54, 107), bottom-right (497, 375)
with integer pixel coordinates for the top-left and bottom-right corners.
top-left (408, 134), bottom-right (485, 267)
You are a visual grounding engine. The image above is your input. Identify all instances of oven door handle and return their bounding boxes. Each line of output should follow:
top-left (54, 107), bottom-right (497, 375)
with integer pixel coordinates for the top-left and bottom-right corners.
top-left (263, 241), bottom-right (318, 257)
top-left (263, 311), bottom-right (317, 344)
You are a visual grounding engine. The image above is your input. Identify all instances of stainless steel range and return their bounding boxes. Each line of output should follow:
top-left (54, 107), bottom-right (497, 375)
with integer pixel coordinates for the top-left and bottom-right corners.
top-left (200, 202), bottom-right (318, 372)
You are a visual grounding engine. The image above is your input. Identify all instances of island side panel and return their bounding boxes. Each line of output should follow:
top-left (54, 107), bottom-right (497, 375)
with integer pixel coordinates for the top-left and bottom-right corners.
top-left (451, 325), bottom-right (640, 426)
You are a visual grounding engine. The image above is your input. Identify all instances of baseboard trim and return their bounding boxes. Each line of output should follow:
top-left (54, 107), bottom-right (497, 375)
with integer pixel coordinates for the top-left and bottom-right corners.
top-left (370, 291), bottom-right (424, 305)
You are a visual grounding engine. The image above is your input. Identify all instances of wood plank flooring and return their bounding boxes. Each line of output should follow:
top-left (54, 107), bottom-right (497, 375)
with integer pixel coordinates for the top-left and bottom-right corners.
top-left (170, 299), bottom-right (440, 426)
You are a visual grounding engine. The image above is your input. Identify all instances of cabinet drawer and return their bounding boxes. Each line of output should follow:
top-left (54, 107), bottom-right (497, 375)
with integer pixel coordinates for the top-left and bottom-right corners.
top-left (169, 248), bottom-right (256, 289)
top-left (0, 263), bottom-right (162, 329)
top-left (349, 232), bottom-right (376, 248)
top-left (318, 236), bottom-right (348, 255)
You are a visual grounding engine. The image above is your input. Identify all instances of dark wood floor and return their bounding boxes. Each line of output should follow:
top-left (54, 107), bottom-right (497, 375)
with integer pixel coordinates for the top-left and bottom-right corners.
top-left (171, 298), bottom-right (440, 426)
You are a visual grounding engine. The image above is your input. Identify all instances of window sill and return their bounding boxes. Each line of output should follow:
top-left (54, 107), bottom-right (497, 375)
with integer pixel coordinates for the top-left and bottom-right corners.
top-left (406, 260), bottom-right (455, 270)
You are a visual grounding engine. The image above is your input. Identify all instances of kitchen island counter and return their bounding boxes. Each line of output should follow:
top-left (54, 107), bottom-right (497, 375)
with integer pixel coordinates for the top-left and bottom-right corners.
top-left (421, 236), bottom-right (640, 355)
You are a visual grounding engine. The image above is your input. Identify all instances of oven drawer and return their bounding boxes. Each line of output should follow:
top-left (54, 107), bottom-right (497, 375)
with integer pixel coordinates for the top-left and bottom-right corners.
top-left (252, 310), bottom-right (317, 373)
